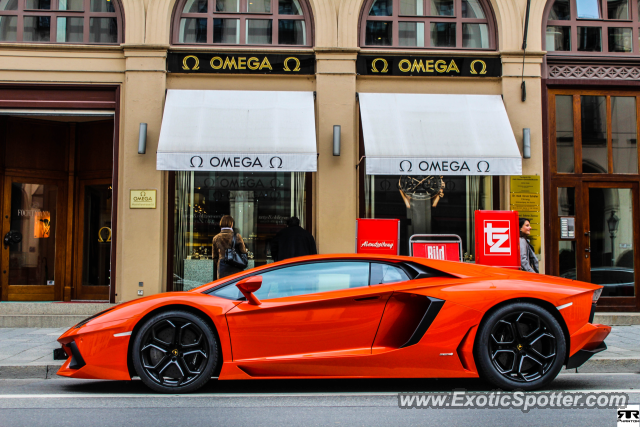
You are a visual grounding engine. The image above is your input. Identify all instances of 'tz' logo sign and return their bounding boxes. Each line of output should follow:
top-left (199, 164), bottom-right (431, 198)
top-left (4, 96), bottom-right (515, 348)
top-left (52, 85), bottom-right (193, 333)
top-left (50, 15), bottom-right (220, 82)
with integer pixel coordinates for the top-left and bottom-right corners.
top-left (484, 220), bottom-right (511, 255)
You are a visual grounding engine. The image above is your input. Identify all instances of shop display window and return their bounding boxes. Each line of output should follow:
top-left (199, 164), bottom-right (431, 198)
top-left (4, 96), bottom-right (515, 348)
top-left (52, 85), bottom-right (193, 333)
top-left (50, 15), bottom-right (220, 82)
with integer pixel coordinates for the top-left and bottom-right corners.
top-left (0, 0), bottom-right (121, 43)
top-left (361, 0), bottom-right (495, 49)
top-left (363, 175), bottom-right (492, 260)
top-left (171, 171), bottom-right (308, 291)
top-left (174, 0), bottom-right (312, 46)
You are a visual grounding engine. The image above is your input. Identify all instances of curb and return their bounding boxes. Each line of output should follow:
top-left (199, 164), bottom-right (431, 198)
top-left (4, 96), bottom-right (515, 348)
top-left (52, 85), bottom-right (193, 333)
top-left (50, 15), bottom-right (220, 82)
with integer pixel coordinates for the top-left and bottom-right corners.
top-left (0, 359), bottom-right (637, 380)
top-left (0, 364), bottom-right (64, 380)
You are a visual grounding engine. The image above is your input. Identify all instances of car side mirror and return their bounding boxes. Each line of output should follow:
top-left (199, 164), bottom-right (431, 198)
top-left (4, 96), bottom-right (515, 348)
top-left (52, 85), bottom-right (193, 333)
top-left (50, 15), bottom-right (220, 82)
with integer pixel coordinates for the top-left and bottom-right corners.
top-left (236, 276), bottom-right (262, 306)
top-left (4, 230), bottom-right (22, 249)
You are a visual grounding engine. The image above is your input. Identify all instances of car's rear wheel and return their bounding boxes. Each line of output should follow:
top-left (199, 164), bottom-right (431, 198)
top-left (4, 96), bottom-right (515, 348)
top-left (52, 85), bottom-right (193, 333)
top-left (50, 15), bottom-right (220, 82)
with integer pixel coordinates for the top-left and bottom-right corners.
top-left (132, 310), bottom-right (218, 393)
top-left (475, 302), bottom-right (566, 391)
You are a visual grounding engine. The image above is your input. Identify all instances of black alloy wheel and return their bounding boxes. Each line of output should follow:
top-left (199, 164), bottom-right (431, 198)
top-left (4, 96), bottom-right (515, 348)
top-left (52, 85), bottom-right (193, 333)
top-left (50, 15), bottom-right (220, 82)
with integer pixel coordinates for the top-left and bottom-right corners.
top-left (475, 302), bottom-right (566, 391)
top-left (132, 310), bottom-right (219, 393)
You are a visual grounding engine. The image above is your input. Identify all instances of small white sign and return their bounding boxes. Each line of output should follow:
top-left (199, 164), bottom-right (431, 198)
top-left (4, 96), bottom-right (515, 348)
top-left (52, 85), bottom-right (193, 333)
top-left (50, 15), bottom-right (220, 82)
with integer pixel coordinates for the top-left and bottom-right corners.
top-left (46, 280), bottom-right (54, 286)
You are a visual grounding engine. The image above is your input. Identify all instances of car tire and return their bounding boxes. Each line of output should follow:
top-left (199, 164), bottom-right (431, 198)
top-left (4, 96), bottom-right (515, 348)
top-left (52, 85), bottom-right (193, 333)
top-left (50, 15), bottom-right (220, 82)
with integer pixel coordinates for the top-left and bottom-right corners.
top-left (132, 310), bottom-right (219, 393)
top-left (474, 302), bottom-right (566, 391)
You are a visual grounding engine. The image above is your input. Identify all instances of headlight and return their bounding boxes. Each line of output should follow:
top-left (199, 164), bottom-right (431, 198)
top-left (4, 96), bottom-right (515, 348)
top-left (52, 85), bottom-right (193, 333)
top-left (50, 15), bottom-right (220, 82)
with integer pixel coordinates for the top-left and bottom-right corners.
top-left (592, 288), bottom-right (603, 303)
top-left (74, 307), bottom-right (116, 328)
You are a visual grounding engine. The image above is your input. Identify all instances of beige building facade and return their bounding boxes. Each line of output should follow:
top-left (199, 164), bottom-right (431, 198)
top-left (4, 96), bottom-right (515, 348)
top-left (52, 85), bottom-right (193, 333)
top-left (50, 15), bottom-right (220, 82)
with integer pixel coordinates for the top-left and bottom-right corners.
top-left (1, 0), bottom-right (639, 311)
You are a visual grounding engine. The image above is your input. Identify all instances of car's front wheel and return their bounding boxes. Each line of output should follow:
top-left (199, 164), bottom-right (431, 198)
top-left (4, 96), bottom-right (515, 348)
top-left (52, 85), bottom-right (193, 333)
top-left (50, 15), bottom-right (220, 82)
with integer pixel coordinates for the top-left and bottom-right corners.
top-left (132, 310), bottom-right (219, 393)
top-left (475, 302), bottom-right (566, 391)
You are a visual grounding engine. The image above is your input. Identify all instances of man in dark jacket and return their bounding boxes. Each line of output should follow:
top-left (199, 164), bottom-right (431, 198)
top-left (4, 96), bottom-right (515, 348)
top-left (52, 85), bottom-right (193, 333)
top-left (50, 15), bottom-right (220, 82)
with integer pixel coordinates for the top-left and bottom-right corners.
top-left (271, 217), bottom-right (317, 262)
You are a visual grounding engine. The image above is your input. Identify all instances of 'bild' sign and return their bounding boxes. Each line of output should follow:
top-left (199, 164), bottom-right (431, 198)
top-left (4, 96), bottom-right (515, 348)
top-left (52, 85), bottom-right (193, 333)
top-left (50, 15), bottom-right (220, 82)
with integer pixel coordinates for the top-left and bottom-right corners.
top-left (412, 242), bottom-right (462, 261)
top-left (474, 210), bottom-right (520, 269)
top-left (356, 219), bottom-right (400, 255)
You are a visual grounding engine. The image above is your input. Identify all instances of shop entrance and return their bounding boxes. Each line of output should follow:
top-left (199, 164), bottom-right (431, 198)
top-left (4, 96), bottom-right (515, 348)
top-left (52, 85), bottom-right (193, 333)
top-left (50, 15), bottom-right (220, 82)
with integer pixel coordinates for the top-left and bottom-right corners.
top-left (0, 115), bottom-right (114, 301)
top-left (547, 88), bottom-right (640, 311)
top-left (550, 181), bottom-right (640, 310)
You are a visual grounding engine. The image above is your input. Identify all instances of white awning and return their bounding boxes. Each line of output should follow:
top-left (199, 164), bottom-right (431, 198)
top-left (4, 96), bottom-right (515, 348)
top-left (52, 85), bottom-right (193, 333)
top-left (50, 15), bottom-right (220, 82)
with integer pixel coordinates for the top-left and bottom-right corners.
top-left (359, 93), bottom-right (522, 176)
top-left (157, 90), bottom-right (317, 172)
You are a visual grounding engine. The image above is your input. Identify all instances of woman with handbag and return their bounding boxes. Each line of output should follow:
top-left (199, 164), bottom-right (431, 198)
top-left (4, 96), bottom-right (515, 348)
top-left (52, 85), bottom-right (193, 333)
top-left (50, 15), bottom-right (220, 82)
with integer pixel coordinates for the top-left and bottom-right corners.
top-left (212, 215), bottom-right (248, 279)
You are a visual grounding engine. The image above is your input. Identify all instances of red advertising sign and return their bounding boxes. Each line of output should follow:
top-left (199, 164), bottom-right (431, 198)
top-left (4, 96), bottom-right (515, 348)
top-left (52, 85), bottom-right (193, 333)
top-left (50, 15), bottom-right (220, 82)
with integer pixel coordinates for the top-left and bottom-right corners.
top-left (474, 210), bottom-right (520, 269)
top-left (409, 234), bottom-right (463, 262)
top-left (355, 219), bottom-right (400, 255)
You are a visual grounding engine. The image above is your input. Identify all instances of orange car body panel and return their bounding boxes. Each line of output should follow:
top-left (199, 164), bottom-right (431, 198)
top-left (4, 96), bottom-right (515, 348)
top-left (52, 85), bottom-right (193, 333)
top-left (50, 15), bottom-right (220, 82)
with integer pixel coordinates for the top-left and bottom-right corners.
top-left (56, 254), bottom-right (610, 381)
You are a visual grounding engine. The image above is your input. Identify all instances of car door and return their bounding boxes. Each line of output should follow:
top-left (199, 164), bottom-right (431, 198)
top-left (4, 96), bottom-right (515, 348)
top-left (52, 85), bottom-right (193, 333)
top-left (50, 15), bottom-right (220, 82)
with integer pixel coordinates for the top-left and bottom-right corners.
top-left (224, 261), bottom-right (392, 361)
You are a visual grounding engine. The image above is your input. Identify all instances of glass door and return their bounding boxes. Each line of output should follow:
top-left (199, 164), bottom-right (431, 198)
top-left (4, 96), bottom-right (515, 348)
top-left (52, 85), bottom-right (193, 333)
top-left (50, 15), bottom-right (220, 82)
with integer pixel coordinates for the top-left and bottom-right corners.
top-left (74, 179), bottom-right (112, 300)
top-left (584, 182), bottom-right (639, 308)
top-left (1, 176), bottom-right (67, 301)
top-left (552, 181), bottom-right (640, 310)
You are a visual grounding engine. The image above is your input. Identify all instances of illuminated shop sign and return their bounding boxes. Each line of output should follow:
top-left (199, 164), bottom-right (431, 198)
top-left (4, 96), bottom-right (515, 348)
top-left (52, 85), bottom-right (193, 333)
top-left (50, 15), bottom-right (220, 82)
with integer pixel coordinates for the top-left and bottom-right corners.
top-left (167, 52), bottom-right (315, 75)
top-left (356, 56), bottom-right (501, 77)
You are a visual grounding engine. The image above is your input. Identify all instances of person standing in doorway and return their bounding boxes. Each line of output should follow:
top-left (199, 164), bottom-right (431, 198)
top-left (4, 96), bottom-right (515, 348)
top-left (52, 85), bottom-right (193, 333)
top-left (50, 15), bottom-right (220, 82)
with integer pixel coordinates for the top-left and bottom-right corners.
top-left (271, 216), bottom-right (317, 262)
top-left (212, 215), bottom-right (248, 279)
top-left (519, 217), bottom-right (539, 273)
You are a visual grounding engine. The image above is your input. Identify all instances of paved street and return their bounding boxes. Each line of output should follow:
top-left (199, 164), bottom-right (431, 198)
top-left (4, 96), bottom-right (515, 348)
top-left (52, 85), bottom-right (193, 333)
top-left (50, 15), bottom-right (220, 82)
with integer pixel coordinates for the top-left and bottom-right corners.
top-left (0, 374), bottom-right (639, 427)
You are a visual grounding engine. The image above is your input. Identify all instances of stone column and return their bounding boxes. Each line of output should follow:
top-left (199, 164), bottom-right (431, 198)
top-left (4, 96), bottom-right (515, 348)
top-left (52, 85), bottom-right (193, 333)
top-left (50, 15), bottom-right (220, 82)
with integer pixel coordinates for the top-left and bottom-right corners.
top-left (314, 48), bottom-right (359, 254)
top-left (116, 46), bottom-right (168, 302)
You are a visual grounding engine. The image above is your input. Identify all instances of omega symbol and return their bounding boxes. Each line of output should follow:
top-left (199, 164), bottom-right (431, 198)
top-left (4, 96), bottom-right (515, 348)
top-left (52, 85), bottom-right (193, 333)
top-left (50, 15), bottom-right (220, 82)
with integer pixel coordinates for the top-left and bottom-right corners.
top-left (371, 58), bottom-right (389, 73)
top-left (283, 57), bottom-right (301, 72)
top-left (190, 156), bottom-right (204, 168)
top-left (399, 160), bottom-right (413, 172)
top-left (182, 55), bottom-right (200, 71)
top-left (469, 59), bottom-right (487, 75)
top-left (269, 157), bottom-right (283, 169)
top-left (476, 161), bottom-right (490, 173)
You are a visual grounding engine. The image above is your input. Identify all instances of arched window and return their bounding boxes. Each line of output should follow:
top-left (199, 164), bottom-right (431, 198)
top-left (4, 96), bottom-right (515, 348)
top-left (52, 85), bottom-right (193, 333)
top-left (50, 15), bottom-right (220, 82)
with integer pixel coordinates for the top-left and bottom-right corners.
top-left (544, 0), bottom-right (640, 54)
top-left (173, 0), bottom-right (313, 46)
top-left (359, 0), bottom-right (496, 49)
top-left (0, 0), bottom-right (123, 44)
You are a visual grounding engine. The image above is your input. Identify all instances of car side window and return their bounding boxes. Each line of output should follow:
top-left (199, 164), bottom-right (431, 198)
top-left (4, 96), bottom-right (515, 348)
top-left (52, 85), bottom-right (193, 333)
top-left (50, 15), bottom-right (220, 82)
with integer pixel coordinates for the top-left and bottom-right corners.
top-left (370, 263), bottom-right (410, 285)
top-left (212, 261), bottom-right (370, 301)
top-left (255, 262), bottom-right (370, 300)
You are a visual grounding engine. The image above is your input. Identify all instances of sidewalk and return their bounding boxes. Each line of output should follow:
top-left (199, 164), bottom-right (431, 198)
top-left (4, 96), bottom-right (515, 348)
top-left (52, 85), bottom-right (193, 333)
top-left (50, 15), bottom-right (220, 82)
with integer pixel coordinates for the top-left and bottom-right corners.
top-left (0, 325), bottom-right (638, 380)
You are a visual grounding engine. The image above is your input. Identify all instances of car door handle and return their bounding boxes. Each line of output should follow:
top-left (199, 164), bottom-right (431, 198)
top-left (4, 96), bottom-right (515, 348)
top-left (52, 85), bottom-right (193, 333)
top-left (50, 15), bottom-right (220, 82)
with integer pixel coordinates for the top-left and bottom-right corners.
top-left (354, 296), bottom-right (380, 301)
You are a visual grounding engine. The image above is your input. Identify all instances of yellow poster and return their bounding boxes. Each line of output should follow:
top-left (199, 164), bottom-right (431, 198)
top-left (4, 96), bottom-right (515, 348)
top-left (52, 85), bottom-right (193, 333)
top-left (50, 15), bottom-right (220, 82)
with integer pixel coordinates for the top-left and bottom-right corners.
top-left (34, 211), bottom-right (51, 238)
top-left (510, 193), bottom-right (540, 207)
top-left (515, 211), bottom-right (541, 224)
top-left (511, 175), bottom-right (540, 194)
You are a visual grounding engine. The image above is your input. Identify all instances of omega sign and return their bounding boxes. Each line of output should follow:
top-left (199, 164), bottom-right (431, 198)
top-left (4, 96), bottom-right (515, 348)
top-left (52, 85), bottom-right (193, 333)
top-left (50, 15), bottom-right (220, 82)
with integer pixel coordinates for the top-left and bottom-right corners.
top-left (167, 52), bottom-right (315, 75)
top-left (189, 156), bottom-right (283, 169)
top-left (397, 160), bottom-right (491, 173)
top-left (356, 55), bottom-right (501, 77)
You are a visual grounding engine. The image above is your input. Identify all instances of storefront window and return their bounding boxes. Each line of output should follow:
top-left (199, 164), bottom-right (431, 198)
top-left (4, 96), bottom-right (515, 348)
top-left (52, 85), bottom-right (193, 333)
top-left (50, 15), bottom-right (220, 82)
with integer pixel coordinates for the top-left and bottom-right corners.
top-left (364, 175), bottom-right (492, 259)
top-left (172, 171), bottom-right (308, 291)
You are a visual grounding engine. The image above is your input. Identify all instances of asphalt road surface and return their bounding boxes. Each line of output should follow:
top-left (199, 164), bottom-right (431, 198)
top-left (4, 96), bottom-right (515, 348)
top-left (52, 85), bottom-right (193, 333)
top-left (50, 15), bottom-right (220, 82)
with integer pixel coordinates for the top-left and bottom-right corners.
top-left (0, 373), bottom-right (638, 427)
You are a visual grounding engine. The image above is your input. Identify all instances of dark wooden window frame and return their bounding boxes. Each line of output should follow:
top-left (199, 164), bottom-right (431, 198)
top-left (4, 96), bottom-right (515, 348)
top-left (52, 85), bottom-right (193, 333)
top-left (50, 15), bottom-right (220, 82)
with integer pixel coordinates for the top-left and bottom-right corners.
top-left (544, 0), bottom-right (640, 55)
top-left (0, 0), bottom-right (123, 44)
top-left (358, 0), bottom-right (497, 50)
top-left (549, 88), bottom-right (640, 175)
top-left (171, 0), bottom-right (314, 47)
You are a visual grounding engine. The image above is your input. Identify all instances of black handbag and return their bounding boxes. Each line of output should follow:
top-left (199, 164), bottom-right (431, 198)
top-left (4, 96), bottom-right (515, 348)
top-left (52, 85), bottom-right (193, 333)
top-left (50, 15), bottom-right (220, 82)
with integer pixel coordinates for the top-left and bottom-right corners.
top-left (221, 232), bottom-right (248, 269)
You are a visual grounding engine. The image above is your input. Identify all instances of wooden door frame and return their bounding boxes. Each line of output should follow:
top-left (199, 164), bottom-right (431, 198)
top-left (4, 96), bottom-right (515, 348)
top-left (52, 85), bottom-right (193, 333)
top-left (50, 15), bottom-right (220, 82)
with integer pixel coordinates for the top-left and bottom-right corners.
top-left (73, 178), bottom-right (112, 301)
top-left (0, 84), bottom-right (120, 303)
top-left (546, 86), bottom-right (640, 311)
top-left (1, 174), bottom-right (68, 301)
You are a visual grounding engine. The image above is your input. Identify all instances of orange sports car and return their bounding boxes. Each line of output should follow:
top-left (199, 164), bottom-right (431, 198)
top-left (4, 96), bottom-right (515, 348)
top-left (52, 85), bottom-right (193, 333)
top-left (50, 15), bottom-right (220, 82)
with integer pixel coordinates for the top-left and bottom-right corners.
top-left (55, 254), bottom-right (610, 393)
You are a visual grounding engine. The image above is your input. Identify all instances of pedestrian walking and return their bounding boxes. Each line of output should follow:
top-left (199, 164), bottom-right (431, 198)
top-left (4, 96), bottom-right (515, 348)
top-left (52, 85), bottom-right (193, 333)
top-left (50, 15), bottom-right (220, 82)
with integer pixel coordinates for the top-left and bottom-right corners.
top-left (271, 216), bottom-right (317, 262)
top-left (212, 215), bottom-right (248, 279)
top-left (519, 217), bottom-right (539, 273)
